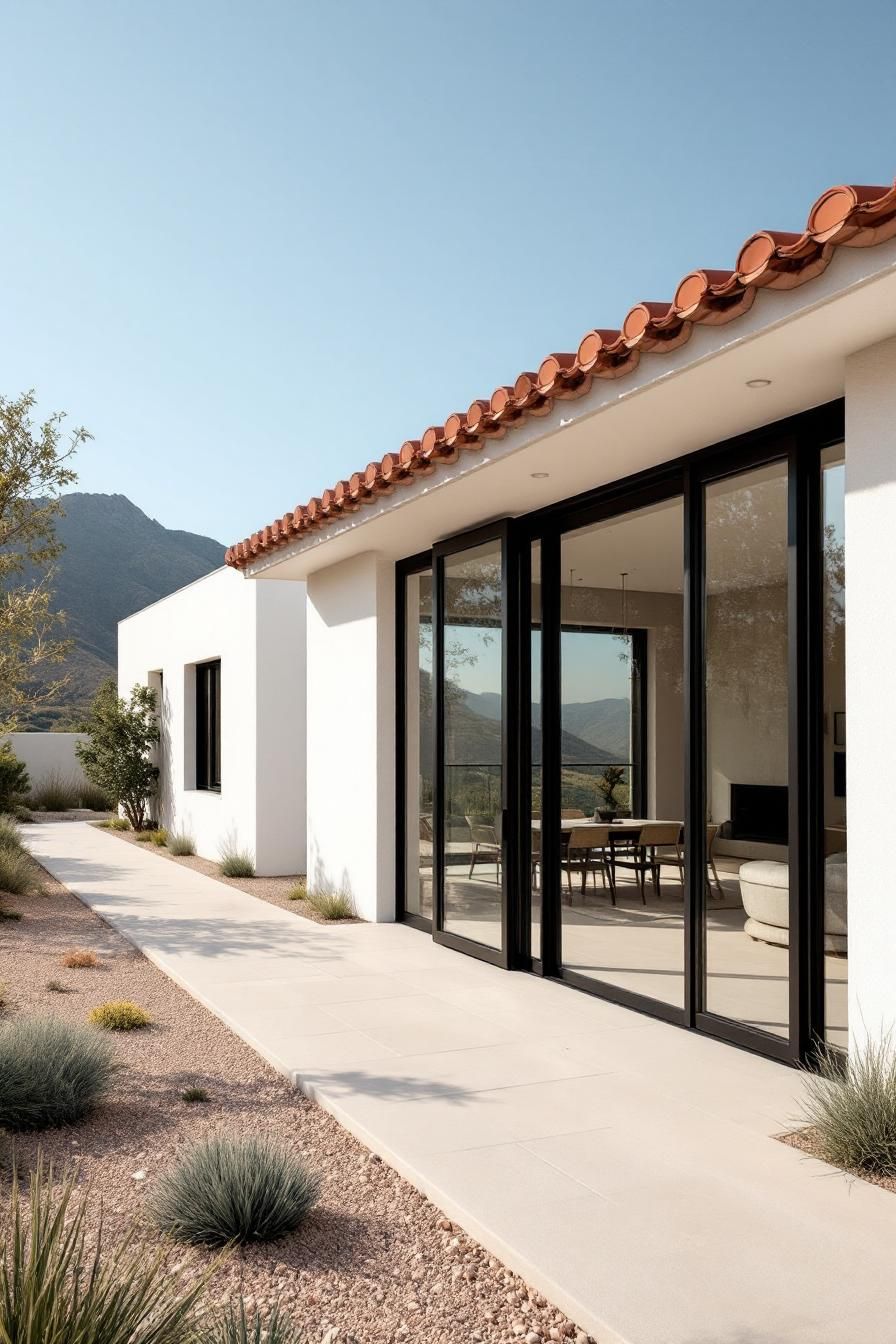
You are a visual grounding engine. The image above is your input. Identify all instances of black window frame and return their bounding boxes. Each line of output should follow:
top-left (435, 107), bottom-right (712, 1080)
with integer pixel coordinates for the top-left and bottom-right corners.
top-left (195, 659), bottom-right (221, 792)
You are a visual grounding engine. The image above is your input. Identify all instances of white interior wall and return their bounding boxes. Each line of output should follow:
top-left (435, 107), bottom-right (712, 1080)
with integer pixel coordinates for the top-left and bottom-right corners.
top-left (118, 567), bottom-right (306, 875)
top-left (844, 333), bottom-right (896, 1049)
top-left (306, 551), bottom-right (395, 921)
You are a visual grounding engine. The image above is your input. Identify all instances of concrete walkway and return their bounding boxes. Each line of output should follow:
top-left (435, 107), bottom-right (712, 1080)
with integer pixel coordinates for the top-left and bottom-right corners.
top-left (26, 822), bottom-right (896, 1344)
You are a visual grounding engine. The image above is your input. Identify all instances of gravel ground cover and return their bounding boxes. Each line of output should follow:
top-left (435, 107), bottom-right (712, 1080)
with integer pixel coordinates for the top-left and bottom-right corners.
top-left (0, 861), bottom-right (593, 1344)
top-left (98, 824), bottom-right (358, 924)
top-left (779, 1128), bottom-right (896, 1195)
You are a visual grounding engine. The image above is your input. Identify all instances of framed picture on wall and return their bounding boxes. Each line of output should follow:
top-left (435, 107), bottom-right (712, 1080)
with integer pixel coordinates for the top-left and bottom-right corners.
top-left (833, 712), bottom-right (846, 748)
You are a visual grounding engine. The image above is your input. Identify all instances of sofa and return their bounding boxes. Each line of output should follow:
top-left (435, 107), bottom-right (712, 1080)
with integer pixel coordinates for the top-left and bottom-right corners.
top-left (738, 852), bottom-right (847, 954)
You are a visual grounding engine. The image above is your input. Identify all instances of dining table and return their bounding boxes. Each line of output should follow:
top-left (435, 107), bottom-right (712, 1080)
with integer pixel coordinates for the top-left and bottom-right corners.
top-left (530, 817), bottom-right (684, 898)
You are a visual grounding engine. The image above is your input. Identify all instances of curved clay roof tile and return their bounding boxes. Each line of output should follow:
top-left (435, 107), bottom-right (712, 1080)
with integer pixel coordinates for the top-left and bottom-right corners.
top-left (490, 385), bottom-right (516, 418)
top-left (226, 173), bottom-right (896, 569)
top-left (363, 463), bottom-right (386, 493)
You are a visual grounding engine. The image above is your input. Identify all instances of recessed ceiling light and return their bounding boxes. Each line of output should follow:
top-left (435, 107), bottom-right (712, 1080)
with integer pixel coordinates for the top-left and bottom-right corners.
top-left (531, 471), bottom-right (550, 479)
top-left (746, 378), bottom-right (772, 388)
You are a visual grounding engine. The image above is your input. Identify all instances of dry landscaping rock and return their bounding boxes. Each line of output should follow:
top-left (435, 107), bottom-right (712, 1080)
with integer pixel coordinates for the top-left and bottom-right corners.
top-left (0, 862), bottom-right (594, 1343)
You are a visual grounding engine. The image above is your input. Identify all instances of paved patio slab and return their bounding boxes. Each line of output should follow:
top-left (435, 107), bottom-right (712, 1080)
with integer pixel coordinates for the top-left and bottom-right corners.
top-left (25, 822), bottom-right (896, 1344)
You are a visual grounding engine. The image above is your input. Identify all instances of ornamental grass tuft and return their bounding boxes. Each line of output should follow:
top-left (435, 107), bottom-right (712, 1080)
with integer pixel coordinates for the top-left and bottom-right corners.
top-left (78, 780), bottom-right (115, 811)
top-left (219, 844), bottom-right (255, 879)
top-left (0, 1159), bottom-right (210, 1343)
top-left (168, 829), bottom-right (196, 856)
top-left (181, 1086), bottom-right (210, 1104)
top-left (305, 888), bottom-right (355, 921)
top-left (286, 879), bottom-right (307, 901)
top-left (0, 814), bottom-right (25, 854)
top-left (800, 1036), bottom-right (896, 1177)
top-left (150, 1135), bottom-right (321, 1246)
top-left (28, 771), bottom-right (82, 812)
top-left (0, 845), bottom-right (39, 897)
top-left (61, 948), bottom-right (98, 969)
top-left (0, 1016), bottom-right (118, 1130)
top-left (197, 1300), bottom-right (308, 1344)
top-left (89, 1000), bottom-right (151, 1031)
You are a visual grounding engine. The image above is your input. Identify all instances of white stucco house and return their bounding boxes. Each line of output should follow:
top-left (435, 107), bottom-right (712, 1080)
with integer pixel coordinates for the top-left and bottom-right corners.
top-left (118, 565), bottom-right (306, 875)
top-left (125, 173), bottom-right (896, 1070)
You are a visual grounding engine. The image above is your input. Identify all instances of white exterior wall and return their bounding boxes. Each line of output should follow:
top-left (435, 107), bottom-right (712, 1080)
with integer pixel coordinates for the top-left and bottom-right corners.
top-left (844, 334), bottom-right (896, 1049)
top-left (118, 567), bottom-right (305, 876)
top-left (305, 552), bottom-right (395, 921)
top-left (5, 732), bottom-right (88, 790)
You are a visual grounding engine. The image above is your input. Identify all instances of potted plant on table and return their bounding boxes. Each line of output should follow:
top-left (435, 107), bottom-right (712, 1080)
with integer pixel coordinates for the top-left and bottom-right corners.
top-left (593, 765), bottom-right (629, 822)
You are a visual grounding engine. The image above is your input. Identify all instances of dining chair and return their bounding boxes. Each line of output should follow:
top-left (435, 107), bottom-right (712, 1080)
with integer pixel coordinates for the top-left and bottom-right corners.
top-left (561, 824), bottom-right (615, 904)
top-left (607, 824), bottom-right (648, 904)
top-left (706, 822), bottom-right (725, 898)
top-left (643, 822), bottom-right (685, 899)
top-left (465, 814), bottom-right (502, 882)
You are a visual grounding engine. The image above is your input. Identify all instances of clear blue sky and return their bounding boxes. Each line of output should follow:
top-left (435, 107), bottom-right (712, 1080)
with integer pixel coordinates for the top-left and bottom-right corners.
top-left (3, 0), bottom-right (894, 546)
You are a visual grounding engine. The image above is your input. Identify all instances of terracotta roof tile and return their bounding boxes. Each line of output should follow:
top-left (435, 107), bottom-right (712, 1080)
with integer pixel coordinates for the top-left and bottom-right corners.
top-left (226, 176), bottom-right (896, 569)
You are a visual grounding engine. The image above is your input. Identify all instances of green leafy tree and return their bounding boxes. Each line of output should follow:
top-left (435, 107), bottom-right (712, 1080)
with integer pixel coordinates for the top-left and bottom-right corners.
top-left (76, 680), bottom-right (159, 830)
top-left (0, 743), bottom-right (30, 812)
top-left (0, 390), bottom-right (90, 733)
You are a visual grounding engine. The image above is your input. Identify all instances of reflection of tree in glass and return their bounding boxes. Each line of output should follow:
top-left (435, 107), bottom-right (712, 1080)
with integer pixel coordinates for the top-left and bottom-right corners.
top-left (705, 478), bottom-right (788, 713)
top-left (823, 519), bottom-right (845, 653)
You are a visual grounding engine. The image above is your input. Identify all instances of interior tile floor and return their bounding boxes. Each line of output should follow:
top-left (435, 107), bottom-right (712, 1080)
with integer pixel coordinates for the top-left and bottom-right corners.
top-left (27, 822), bottom-right (879, 1344)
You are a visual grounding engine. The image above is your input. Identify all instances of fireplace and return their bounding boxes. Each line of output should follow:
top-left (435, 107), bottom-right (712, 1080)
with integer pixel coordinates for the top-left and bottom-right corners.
top-left (730, 783), bottom-right (788, 846)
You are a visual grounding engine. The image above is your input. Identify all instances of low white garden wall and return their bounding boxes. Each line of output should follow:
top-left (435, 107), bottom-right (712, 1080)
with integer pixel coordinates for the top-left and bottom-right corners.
top-left (5, 732), bottom-right (89, 791)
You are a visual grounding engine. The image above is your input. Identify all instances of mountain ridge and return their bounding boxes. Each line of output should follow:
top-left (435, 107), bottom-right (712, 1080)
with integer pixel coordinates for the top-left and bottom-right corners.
top-left (23, 492), bottom-right (225, 727)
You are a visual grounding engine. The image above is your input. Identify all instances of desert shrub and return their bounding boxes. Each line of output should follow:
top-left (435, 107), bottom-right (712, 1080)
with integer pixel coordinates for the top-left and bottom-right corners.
top-left (168, 829), bottom-right (196, 856)
top-left (305, 889), bottom-right (355, 921)
top-left (198, 1301), bottom-right (307, 1344)
top-left (0, 908), bottom-right (21, 921)
top-left (0, 1016), bottom-right (118, 1130)
top-left (61, 948), bottom-right (98, 968)
top-left (0, 983), bottom-right (7, 1008)
top-left (145, 827), bottom-right (168, 847)
top-left (286, 878), bottom-right (307, 901)
top-left (46, 979), bottom-right (68, 993)
top-left (0, 1159), bottom-right (209, 1343)
top-left (78, 779), bottom-right (115, 811)
top-left (134, 828), bottom-right (155, 842)
top-left (76, 680), bottom-right (159, 831)
top-left (0, 745), bottom-right (29, 813)
top-left (220, 843), bottom-right (255, 879)
top-left (800, 1037), bottom-right (896, 1177)
top-left (108, 815), bottom-right (131, 830)
top-left (0, 844), bottom-right (39, 897)
top-left (89, 1000), bottom-right (151, 1031)
top-left (28, 770), bottom-right (81, 812)
top-left (150, 1135), bottom-right (321, 1246)
top-left (0, 813), bottom-right (25, 853)
top-left (181, 1086), bottom-right (210, 1104)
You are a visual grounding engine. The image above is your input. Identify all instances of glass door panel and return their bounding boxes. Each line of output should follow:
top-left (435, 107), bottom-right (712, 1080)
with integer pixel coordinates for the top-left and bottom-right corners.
top-left (821, 445), bottom-right (847, 1048)
top-left (556, 496), bottom-right (685, 1009)
top-left (402, 568), bottom-right (433, 923)
top-left (439, 538), bottom-right (505, 954)
top-left (703, 462), bottom-right (790, 1039)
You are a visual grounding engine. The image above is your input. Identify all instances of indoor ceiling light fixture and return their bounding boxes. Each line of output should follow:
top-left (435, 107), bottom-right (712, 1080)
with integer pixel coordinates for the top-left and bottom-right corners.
top-left (530, 471), bottom-right (550, 479)
top-left (746, 377), bottom-right (772, 388)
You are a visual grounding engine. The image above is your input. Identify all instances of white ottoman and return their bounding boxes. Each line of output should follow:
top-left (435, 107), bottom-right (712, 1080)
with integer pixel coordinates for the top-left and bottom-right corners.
top-left (738, 854), bottom-right (847, 954)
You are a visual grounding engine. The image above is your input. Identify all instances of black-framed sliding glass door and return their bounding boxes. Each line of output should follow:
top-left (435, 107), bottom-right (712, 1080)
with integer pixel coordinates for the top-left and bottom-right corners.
top-left (529, 483), bottom-right (688, 1024)
top-left (431, 522), bottom-right (516, 967)
top-left (397, 401), bottom-right (847, 1065)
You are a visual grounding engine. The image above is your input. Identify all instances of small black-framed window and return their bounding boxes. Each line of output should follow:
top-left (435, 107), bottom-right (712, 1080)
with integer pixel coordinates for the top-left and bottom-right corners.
top-left (196, 660), bottom-right (221, 791)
